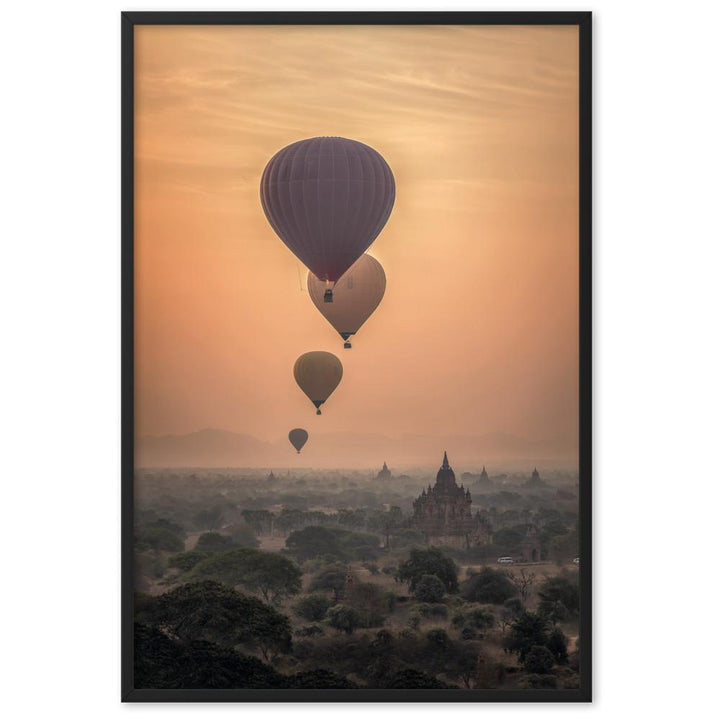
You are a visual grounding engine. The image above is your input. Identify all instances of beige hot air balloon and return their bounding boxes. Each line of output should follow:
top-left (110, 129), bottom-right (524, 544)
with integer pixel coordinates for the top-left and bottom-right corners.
top-left (288, 428), bottom-right (308, 453)
top-left (293, 351), bottom-right (343, 415)
top-left (307, 254), bottom-right (386, 348)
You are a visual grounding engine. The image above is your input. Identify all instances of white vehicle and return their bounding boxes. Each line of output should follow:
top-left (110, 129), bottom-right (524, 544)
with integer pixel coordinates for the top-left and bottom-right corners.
top-left (497, 556), bottom-right (514, 565)
top-left (572, 557), bottom-right (580, 565)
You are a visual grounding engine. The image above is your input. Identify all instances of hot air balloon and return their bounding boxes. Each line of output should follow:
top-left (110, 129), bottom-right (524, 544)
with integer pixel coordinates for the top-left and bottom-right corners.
top-left (307, 254), bottom-right (386, 349)
top-left (293, 351), bottom-right (343, 415)
top-left (288, 428), bottom-right (309, 453)
top-left (260, 137), bottom-right (395, 301)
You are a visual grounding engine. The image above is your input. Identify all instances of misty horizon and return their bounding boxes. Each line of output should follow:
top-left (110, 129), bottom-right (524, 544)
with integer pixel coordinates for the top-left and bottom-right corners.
top-left (136, 426), bottom-right (578, 471)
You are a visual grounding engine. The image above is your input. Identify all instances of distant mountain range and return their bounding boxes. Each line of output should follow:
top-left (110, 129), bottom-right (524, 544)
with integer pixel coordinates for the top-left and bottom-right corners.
top-left (136, 428), bottom-right (577, 470)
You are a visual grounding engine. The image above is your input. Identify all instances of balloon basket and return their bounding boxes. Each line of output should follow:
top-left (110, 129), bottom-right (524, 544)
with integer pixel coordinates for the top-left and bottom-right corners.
top-left (344, 341), bottom-right (352, 349)
top-left (323, 289), bottom-right (333, 303)
top-left (316, 409), bottom-right (322, 415)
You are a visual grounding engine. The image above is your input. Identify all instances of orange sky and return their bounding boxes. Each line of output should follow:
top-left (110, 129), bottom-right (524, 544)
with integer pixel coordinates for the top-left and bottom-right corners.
top-left (134, 25), bottom-right (579, 463)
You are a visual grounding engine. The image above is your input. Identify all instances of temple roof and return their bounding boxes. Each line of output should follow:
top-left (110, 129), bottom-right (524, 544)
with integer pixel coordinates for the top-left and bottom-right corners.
top-left (435, 451), bottom-right (458, 490)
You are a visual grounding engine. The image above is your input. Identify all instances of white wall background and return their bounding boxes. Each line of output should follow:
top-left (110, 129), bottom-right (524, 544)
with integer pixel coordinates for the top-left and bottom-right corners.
top-left (2, 0), bottom-right (718, 716)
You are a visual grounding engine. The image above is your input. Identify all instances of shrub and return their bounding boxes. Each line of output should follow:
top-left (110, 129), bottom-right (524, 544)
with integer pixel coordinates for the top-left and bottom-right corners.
top-left (425, 628), bottom-right (451, 648)
top-left (523, 645), bottom-right (555, 674)
top-left (397, 547), bottom-right (459, 593)
top-left (293, 594), bottom-right (333, 622)
top-left (459, 567), bottom-right (518, 604)
top-left (452, 604), bottom-right (495, 630)
top-left (296, 624), bottom-right (324, 637)
top-left (518, 673), bottom-right (557, 689)
top-left (410, 603), bottom-right (449, 621)
top-left (414, 574), bottom-right (446, 603)
top-left (326, 604), bottom-right (362, 634)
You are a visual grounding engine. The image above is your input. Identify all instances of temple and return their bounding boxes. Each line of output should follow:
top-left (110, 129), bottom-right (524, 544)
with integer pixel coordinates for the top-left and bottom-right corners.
top-left (524, 467), bottom-right (547, 488)
top-left (376, 462), bottom-right (392, 481)
top-left (412, 452), bottom-right (477, 548)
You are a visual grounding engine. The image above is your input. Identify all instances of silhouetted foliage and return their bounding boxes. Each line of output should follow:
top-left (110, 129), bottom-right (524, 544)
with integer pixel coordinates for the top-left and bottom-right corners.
top-left (546, 627), bottom-right (569, 665)
top-left (167, 550), bottom-right (210, 572)
top-left (538, 576), bottom-right (579, 619)
top-left (381, 668), bottom-right (455, 689)
top-left (518, 673), bottom-right (557, 689)
top-left (460, 567), bottom-right (518, 604)
top-left (414, 574), bottom-right (446, 603)
top-left (286, 526), bottom-right (343, 561)
top-left (293, 593), bottom-right (333, 622)
top-left (504, 611), bottom-right (551, 662)
top-left (290, 669), bottom-right (358, 689)
top-left (397, 547), bottom-right (459, 593)
top-left (134, 623), bottom-right (287, 689)
top-left (135, 527), bottom-right (184, 553)
top-left (187, 548), bottom-right (302, 604)
top-left (195, 532), bottom-right (237, 552)
top-left (326, 604), bottom-right (362, 634)
top-left (523, 645), bottom-right (555, 674)
top-left (137, 581), bottom-right (292, 661)
top-left (308, 562), bottom-right (348, 601)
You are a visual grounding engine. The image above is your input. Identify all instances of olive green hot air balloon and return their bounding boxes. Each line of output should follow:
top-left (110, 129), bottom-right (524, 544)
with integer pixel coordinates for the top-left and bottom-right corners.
top-left (288, 428), bottom-right (309, 453)
top-left (293, 351), bottom-right (343, 415)
top-left (307, 254), bottom-right (386, 349)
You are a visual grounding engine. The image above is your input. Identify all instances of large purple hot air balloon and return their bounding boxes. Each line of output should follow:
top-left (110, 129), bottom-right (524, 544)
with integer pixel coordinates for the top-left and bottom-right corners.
top-left (260, 137), bottom-right (395, 295)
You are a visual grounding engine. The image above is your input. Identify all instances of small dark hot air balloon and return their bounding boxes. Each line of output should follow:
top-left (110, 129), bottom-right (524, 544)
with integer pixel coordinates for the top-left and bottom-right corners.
top-left (307, 254), bottom-right (386, 348)
top-left (288, 428), bottom-right (309, 453)
top-left (260, 137), bottom-right (395, 300)
top-left (293, 351), bottom-right (343, 415)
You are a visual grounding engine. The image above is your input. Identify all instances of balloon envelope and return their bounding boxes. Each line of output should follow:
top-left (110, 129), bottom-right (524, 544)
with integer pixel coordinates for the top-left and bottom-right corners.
top-left (288, 428), bottom-right (309, 453)
top-left (260, 137), bottom-right (395, 282)
top-left (307, 254), bottom-right (386, 346)
top-left (293, 351), bottom-right (343, 414)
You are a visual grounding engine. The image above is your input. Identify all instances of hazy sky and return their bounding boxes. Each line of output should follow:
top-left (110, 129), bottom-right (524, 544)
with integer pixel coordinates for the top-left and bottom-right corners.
top-left (134, 25), bottom-right (579, 460)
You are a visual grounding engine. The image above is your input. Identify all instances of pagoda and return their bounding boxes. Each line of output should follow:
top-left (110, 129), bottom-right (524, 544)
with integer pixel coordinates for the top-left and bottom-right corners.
top-left (412, 452), bottom-right (476, 548)
top-left (376, 462), bottom-right (392, 481)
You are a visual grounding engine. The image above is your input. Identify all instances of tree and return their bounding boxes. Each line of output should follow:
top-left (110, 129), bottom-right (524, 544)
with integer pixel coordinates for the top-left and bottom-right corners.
top-left (137, 581), bottom-right (292, 661)
top-left (414, 574), bottom-right (446, 603)
top-left (167, 550), bottom-right (210, 572)
top-left (549, 529), bottom-right (579, 564)
top-left (504, 611), bottom-right (550, 662)
top-left (491, 527), bottom-right (524, 556)
top-left (397, 547), bottom-right (459, 593)
top-left (506, 568), bottom-right (537, 607)
top-left (538, 576), bottom-right (579, 619)
top-left (326, 604), bottom-right (362, 634)
top-left (308, 563), bottom-right (348, 602)
top-left (134, 622), bottom-right (288, 689)
top-left (286, 526), bottom-right (343, 561)
top-left (293, 594), bottom-right (333, 622)
top-left (460, 567), bottom-right (518, 604)
top-left (241, 509), bottom-right (275, 536)
top-left (446, 643), bottom-right (481, 688)
top-left (195, 532), bottom-right (236, 552)
top-left (345, 581), bottom-right (387, 628)
top-left (523, 645), bottom-right (555, 674)
top-left (225, 522), bottom-right (260, 548)
top-left (451, 604), bottom-right (495, 631)
top-left (135, 527), bottom-right (184, 553)
top-left (381, 669), bottom-right (455, 689)
top-left (377, 506), bottom-right (403, 549)
top-left (189, 548), bottom-right (302, 605)
top-left (546, 627), bottom-right (569, 665)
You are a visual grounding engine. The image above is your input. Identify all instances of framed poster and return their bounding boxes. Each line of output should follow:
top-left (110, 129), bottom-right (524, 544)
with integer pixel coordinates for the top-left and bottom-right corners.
top-left (122, 11), bottom-right (591, 702)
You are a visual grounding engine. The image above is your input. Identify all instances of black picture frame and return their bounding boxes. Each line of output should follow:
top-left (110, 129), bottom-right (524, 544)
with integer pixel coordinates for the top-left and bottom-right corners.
top-left (122, 10), bottom-right (592, 702)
